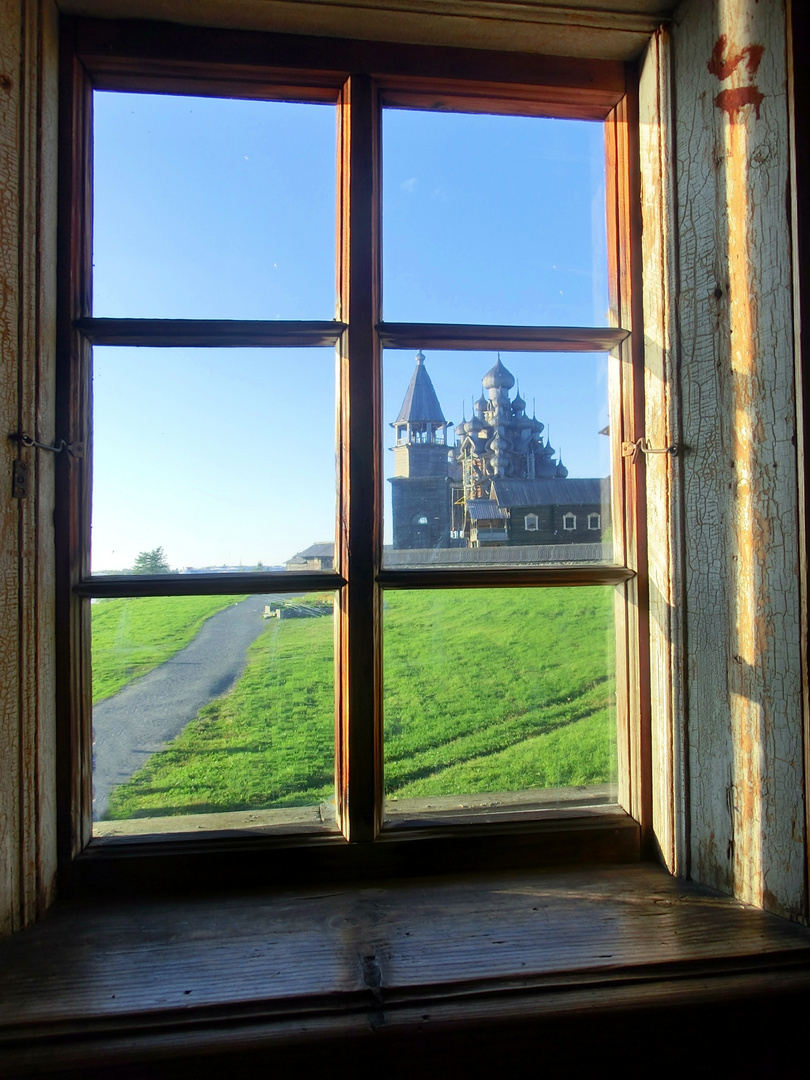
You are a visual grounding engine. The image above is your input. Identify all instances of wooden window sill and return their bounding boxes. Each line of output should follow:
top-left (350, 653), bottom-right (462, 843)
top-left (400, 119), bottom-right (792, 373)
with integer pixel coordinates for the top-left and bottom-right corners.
top-left (1, 862), bottom-right (810, 1076)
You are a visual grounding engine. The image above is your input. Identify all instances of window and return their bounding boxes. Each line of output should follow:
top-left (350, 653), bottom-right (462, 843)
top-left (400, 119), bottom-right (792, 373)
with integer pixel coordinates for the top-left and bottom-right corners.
top-left (588, 513), bottom-right (601, 531)
top-left (57, 20), bottom-right (645, 869)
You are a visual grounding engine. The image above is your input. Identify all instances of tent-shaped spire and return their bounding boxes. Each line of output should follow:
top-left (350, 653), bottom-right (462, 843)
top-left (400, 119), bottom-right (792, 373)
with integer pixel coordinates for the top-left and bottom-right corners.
top-left (393, 350), bottom-right (446, 425)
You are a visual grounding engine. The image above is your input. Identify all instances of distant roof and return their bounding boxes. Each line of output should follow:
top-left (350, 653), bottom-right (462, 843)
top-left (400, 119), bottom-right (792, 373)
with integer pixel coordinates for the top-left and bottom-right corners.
top-left (297, 542), bottom-right (335, 558)
top-left (491, 478), bottom-right (608, 507)
top-left (394, 351), bottom-right (446, 425)
top-left (466, 499), bottom-right (508, 520)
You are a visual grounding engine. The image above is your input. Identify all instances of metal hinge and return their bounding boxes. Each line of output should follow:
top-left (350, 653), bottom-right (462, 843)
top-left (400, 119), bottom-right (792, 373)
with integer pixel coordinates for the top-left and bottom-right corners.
top-left (12, 460), bottom-right (28, 499)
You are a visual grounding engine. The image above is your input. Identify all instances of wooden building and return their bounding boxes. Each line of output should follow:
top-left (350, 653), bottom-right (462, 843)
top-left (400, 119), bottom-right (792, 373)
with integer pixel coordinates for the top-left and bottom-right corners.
top-left (391, 352), bottom-right (610, 548)
top-left (284, 541), bottom-right (335, 571)
top-left (388, 350), bottom-right (453, 549)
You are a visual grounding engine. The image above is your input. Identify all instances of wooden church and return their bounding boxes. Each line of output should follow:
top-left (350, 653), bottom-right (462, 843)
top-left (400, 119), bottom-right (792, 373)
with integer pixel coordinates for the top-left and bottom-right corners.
top-left (390, 352), bottom-right (609, 550)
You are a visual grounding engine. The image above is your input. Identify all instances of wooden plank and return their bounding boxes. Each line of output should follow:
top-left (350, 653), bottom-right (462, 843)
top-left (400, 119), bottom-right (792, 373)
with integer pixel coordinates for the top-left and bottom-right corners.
top-left (618, 77), bottom-right (653, 853)
top-left (62, 1), bottom-right (674, 63)
top-left (787, 0), bottom-right (810, 926)
top-left (0, 0), bottom-right (60, 937)
top-left (673, 0), bottom-right (805, 916)
top-left (74, 318), bottom-right (347, 348)
top-left (73, 571), bottom-right (344, 597)
top-left (377, 566), bottom-right (634, 589)
top-left (379, 78), bottom-right (621, 120)
top-left (638, 27), bottom-right (687, 877)
top-left (0, 0), bottom-right (24, 939)
top-left (56, 23), bottom-right (95, 865)
top-left (336, 74), bottom-right (383, 842)
top-left (34, 0), bottom-right (60, 928)
top-left (0, 863), bottom-right (808, 1076)
top-left (21, 0), bottom-right (60, 928)
top-left (72, 809), bottom-right (640, 892)
top-left (378, 323), bottom-right (628, 352)
top-left (605, 89), bottom-right (650, 842)
top-left (70, 17), bottom-right (628, 103)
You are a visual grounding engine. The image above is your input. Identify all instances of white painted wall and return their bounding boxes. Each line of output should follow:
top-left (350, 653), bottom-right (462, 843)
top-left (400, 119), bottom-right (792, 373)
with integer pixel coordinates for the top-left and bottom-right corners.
top-left (657, 0), bottom-right (805, 917)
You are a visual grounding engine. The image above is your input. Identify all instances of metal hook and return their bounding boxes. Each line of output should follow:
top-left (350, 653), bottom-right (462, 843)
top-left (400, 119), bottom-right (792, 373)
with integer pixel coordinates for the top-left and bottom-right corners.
top-left (12, 433), bottom-right (85, 458)
top-left (621, 437), bottom-right (679, 465)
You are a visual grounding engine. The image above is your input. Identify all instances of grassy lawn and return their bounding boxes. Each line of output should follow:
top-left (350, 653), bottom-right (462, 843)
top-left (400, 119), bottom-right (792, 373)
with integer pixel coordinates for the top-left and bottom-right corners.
top-left (106, 614), bottom-right (335, 818)
top-left (104, 587), bottom-right (616, 819)
top-left (92, 595), bottom-right (247, 704)
top-left (383, 588), bottom-right (616, 796)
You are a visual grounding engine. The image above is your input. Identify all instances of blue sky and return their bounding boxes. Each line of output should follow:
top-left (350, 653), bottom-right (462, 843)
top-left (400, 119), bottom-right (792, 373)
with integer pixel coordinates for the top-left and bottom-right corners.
top-left (91, 92), bottom-right (608, 571)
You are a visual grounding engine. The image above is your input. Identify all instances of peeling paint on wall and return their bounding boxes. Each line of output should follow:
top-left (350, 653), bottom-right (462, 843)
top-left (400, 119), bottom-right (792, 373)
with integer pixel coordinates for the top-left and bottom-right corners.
top-left (673, 0), bottom-right (805, 918)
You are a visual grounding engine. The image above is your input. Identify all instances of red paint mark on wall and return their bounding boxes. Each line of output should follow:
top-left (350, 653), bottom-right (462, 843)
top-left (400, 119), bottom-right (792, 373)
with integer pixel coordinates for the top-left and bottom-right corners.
top-left (708, 35), bottom-right (765, 80)
top-left (715, 86), bottom-right (765, 122)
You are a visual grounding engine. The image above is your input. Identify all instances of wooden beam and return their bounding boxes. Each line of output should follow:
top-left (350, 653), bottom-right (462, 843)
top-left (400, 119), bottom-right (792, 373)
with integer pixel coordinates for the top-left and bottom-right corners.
top-left (377, 566), bottom-right (634, 589)
top-left (71, 17), bottom-right (627, 112)
top-left (605, 77), bottom-right (651, 853)
top-left (73, 572), bottom-right (345, 598)
top-left (378, 323), bottom-right (628, 352)
top-left (56, 22), bottom-right (95, 868)
top-left (74, 318), bottom-right (346, 348)
top-left (787, 0), bottom-right (810, 927)
top-left (336, 74), bottom-right (383, 843)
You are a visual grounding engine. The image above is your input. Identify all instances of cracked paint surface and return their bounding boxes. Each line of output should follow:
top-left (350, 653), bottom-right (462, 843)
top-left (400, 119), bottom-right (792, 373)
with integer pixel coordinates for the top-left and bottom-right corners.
top-left (674, 0), bottom-right (804, 916)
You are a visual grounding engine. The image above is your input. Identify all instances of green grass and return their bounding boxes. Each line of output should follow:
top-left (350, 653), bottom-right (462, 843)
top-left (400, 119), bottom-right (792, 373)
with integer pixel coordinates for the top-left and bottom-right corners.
top-left (383, 588), bottom-right (616, 796)
top-left (106, 615), bottom-right (334, 818)
top-left (91, 595), bottom-right (247, 704)
top-left (103, 587), bottom-right (616, 819)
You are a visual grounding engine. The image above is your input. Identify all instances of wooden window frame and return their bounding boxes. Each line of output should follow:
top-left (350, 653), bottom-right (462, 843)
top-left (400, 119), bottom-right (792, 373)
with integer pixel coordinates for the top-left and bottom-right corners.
top-left (56, 17), bottom-right (649, 892)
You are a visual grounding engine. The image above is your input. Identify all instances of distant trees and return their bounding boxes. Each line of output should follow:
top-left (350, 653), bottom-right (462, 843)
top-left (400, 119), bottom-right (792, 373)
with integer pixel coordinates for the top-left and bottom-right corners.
top-left (131, 547), bottom-right (171, 574)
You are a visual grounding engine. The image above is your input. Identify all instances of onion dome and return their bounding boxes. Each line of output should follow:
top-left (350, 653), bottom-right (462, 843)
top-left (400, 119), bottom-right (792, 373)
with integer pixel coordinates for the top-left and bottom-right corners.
top-left (516, 416), bottom-right (533, 442)
top-left (555, 459), bottom-right (569, 479)
top-left (482, 357), bottom-right (515, 392)
top-left (512, 390), bottom-right (526, 415)
top-left (490, 430), bottom-right (510, 453)
top-left (475, 394), bottom-right (488, 416)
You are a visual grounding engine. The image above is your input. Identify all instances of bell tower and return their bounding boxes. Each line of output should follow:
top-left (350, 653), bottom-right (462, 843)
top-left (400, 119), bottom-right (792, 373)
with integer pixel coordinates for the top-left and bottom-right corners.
top-left (389, 351), bottom-right (452, 549)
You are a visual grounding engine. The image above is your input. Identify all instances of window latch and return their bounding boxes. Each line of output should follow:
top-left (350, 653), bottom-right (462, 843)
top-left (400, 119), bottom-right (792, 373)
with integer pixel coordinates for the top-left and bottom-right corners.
top-left (10, 432), bottom-right (85, 458)
top-left (621, 437), bottom-right (679, 465)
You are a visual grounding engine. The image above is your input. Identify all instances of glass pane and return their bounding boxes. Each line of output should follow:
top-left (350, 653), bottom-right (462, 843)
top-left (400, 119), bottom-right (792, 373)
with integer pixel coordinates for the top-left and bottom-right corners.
top-left (93, 92), bottom-right (336, 320)
top-left (91, 347), bottom-right (336, 574)
top-left (383, 109), bottom-right (608, 325)
top-left (383, 349), bottom-right (612, 568)
top-left (384, 587), bottom-right (616, 818)
top-left (92, 592), bottom-right (335, 832)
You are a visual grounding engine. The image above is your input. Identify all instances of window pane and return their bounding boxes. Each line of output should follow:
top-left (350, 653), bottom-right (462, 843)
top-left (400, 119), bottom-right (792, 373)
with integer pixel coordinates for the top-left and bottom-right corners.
top-left (383, 110), bottom-right (608, 326)
top-left (91, 347), bottom-right (336, 574)
top-left (92, 592), bottom-right (336, 833)
top-left (383, 349), bottom-right (612, 567)
top-left (383, 587), bottom-right (617, 818)
top-left (93, 92), bottom-right (336, 320)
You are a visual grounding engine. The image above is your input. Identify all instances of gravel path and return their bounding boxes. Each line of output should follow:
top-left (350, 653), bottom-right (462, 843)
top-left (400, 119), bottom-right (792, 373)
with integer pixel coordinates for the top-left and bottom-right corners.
top-left (92, 594), bottom-right (279, 819)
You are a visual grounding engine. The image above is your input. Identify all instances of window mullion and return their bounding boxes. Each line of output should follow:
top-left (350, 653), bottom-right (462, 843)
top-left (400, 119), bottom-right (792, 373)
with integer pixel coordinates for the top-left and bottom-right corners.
top-left (336, 74), bottom-right (382, 842)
